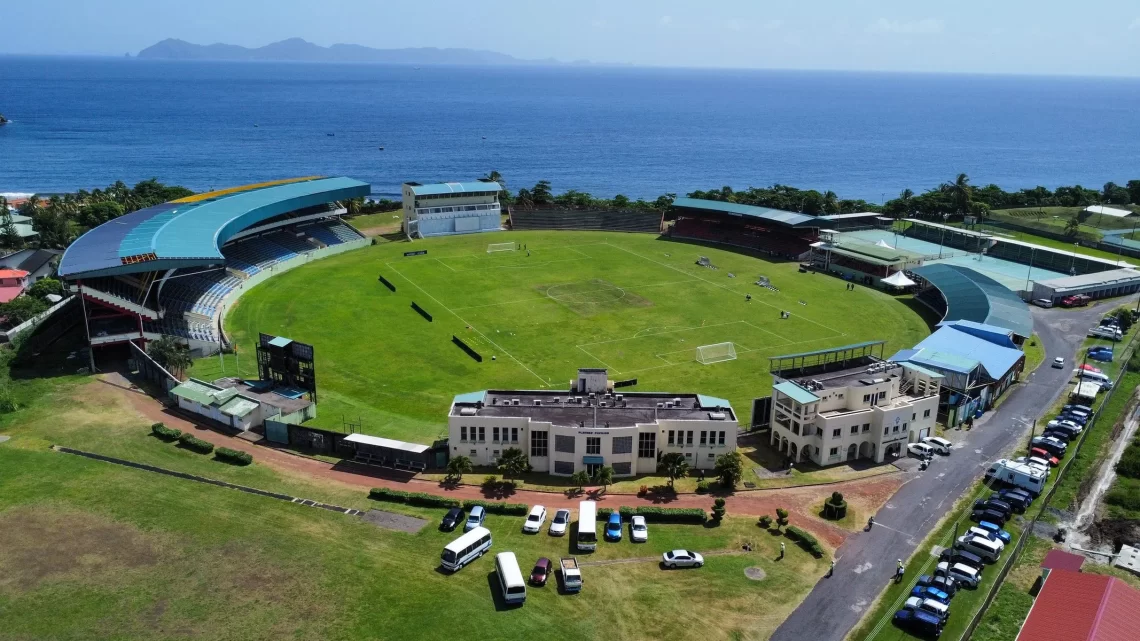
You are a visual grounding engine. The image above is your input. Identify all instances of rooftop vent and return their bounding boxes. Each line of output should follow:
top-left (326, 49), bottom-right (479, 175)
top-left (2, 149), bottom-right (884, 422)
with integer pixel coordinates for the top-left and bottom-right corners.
top-left (534, 400), bottom-right (542, 406)
top-left (656, 402), bottom-right (664, 408)
top-left (709, 412), bottom-right (727, 420)
top-left (512, 399), bottom-right (520, 406)
top-left (459, 407), bottom-right (477, 416)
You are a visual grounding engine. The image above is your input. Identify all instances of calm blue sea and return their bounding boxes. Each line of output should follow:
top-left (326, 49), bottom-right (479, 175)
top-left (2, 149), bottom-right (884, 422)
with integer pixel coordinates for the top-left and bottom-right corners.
top-left (1, 56), bottom-right (1138, 202)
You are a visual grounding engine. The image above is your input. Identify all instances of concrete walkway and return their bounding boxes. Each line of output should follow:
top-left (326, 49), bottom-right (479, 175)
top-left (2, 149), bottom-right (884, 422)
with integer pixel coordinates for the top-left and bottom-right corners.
top-left (770, 300), bottom-right (1125, 641)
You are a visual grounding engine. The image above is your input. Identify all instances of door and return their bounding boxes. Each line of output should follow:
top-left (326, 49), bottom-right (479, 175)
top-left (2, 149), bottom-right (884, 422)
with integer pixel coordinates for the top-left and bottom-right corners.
top-left (586, 463), bottom-right (602, 477)
top-left (918, 427), bottom-right (930, 441)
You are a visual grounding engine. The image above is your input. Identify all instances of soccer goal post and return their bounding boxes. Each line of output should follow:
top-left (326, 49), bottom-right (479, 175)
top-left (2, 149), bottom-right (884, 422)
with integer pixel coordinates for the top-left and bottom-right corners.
top-left (487, 242), bottom-right (517, 253)
top-left (696, 342), bottom-right (737, 365)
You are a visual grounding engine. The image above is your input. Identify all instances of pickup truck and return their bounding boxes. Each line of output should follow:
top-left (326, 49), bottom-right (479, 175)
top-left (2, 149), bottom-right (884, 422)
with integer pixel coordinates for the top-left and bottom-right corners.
top-left (560, 557), bottom-right (582, 592)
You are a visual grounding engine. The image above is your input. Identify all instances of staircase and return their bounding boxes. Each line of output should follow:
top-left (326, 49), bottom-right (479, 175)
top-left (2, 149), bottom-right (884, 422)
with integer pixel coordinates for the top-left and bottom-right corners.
top-left (80, 285), bottom-right (159, 320)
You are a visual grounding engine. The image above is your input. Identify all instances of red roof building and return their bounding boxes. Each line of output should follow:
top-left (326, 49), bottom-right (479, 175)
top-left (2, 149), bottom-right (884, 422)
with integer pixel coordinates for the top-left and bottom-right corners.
top-left (1016, 569), bottom-right (1140, 641)
top-left (1040, 549), bottom-right (1086, 573)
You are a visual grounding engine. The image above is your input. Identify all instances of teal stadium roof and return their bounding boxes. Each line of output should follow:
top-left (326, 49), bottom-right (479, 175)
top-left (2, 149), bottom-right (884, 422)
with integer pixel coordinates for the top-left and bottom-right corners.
top-left (406, 181), bottom-right (502, 196)
top-left (910, 264), bottom-right (1034, 339)
top-left (671, 197), bottom-right (822, 228)
top-left (59, 177), bottom-right (370, 278)
top-left (773, 381), bottom-right (820, 404)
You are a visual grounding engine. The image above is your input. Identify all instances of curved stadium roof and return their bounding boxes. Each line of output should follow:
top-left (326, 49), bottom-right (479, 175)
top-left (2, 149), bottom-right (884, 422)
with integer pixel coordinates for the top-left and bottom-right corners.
top-left (910, 263), bottom-right (1034, 338)
top-left (60, 177), bottom-right (370, 279)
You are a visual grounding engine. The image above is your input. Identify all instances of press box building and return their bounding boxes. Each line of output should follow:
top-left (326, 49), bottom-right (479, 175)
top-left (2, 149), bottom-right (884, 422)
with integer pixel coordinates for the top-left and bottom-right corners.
top-left (447, 368), bottom-right (738, 477)
top-left (401, 180), bottom-right (503, 238)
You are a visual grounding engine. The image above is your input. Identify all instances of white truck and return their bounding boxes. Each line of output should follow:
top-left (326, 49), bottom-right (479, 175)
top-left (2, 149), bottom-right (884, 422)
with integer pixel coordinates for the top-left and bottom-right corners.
top-left (560, 557), bottom-right (583, 593)
top-left (985, 459), bottom-right (1046, 497)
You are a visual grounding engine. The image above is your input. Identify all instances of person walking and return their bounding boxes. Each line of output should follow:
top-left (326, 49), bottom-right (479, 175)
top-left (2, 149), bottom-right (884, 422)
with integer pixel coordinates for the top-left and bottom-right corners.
top-left (895, 559), bottom-right (905, 583)
top-left (828, 559), bottom-right (835, 578)
top-left (780, 542), bottom-right (786, 560)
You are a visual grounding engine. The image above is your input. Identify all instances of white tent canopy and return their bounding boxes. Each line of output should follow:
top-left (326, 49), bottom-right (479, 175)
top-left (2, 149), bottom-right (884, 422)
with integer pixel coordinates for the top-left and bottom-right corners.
top-left (881, 271), bottom-right (917, 287)
top-left (875, 239), bottom-right (893, 248)
top-left (1084, 205), bottom-right (1134, 218)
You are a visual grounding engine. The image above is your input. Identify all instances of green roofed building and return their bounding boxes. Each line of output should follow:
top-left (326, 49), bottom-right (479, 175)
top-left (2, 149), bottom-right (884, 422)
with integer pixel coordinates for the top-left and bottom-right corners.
top-left (170, 377), bottom-right (315, 432)
top-left (809, 233), bottom-right (926, 285)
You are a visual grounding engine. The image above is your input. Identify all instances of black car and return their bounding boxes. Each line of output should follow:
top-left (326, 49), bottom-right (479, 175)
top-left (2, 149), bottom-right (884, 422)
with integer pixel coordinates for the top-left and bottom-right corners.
top-left (971, 508), bottom-right (1006, 526)
top-left (995, 490), bottom-right (1032, 512)
top-left (1064, 404), bottom-right (1092, 414)
top-left (1058, 412), bottom-right (1088, 425)
top-left (973, 498), bottom-right (1012, 517)
top-left (941, 547), bottom-right (985, 571)
top-left (1031, 437), bottom-right (1067, 458)
top-left (440, 507), bottom-right (465, 531)
top-left (1042, 430), bottom-right (1074, 444)
top-left (918, 574), bottom-right (959, 597)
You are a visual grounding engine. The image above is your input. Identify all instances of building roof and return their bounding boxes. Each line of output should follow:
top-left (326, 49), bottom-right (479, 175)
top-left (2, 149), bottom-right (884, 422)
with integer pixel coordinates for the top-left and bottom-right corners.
top-left (1035, 268), bottom-right (1140, 293)
top-left (0, 285), bottom-right (25, 303)
top-left (773, 340), bottom-right (887, 362)
top-left (1041, 549), bottom-right (1086, 572)
top-left (1084, 205), bottom-right (1134, 218)
top-left (909, 219), bottom-right (994, 239)
top-left (697, 394), bottom-right (733, 411)
top-left (820, 212), bottom-right (881, 220)
top-left (59, 176), bottom-right (371, 279)
top-left (773, 381), bottom-right (820, 404)
top-left (911, 263), bottom-right (1034, 338)
top-left (171, 378), bottom-right (263, 417)
top-left (894, 348), bottom-right (981, 375)
top-left (14, 249), bottom-right (59, 274)
top-left (451, 389), bottom-right (737, 426)
top-left (937, 319), bottom-right (1018, 348)
top-left (405, 181), bottom-right (502, 196)
top-left (899, 361), bottom-right (945, 379)
top-left (903, 325), bottom-right (1024, 380)
top-left (1015, 569), bottom-right (1140, 641)
top-left (671, 197), bottom-right (821, 228)
top-left (342, 432), bottom-right (431, 454)
top-left (826, 241), bottom-right (925, 266)
top-left (0, 268), bottom-right (29, 279)
top-left (997, 237), bottom-right (1131, 269)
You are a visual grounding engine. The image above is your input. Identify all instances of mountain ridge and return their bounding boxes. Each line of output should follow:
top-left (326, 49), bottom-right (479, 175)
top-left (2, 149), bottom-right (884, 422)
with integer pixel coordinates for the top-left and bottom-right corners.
top-left (137, 38), bottom-right (566, 65)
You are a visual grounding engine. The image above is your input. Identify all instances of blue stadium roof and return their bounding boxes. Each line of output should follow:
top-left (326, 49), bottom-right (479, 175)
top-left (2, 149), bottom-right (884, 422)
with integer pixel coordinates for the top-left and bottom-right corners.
top-left (895, 325), bottom-right (1025, 380)
top-left (671, 197), bottom-right (822, 228)
top-left (406, 181), bottom-right (502, 196)
top-left (60, 177), bottom-right (370, 278)
top-left (910, 264), bottom-right (1034, 338)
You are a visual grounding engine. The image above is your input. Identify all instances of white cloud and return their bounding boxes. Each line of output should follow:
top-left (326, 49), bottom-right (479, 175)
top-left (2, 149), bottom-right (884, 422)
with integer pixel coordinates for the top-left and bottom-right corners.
top-left (658, 15), bottom-right (672, 27)
top-left (868, 18), bottom-right (944, 35)
top-left (1128, 18), bottom-right (1140, 30)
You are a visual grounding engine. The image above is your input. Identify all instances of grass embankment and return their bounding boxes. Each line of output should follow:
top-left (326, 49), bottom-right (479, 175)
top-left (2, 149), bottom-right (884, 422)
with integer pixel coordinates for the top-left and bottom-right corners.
top-left (0, 345), bottom-right (828, 641)
top-left (1022, 335), bottom-right (1046, 375)
top-left (347, 209), bottom-right (403, 233)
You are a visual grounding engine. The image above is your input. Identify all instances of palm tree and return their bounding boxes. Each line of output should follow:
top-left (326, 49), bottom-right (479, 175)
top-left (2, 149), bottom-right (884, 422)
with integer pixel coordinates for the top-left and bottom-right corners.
top-left (1063, 214), bottom-right (1082, 238)
top-left (446, 455), bottom-right (473, 482)
top-left (147, 336), bottom-right (192, 379)
top-left (497, 447), bottom-right (530, 480)
top-left (571, 470), bottom-right (591, 490)
top-left (660, 452), bottom-right (690, 488)
top-left (823, 190), bottom-right (839, 215)
top-left (593, 466), bottom-right (614, 493)
top-left (944, 173), bottom-right (973, 215)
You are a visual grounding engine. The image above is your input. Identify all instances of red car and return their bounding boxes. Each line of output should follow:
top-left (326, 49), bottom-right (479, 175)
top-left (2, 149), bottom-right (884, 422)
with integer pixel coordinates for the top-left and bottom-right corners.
top-left (1029, 448), bottom-right (1060, 466)
top-left (530, 557), bottom-right (551, 586)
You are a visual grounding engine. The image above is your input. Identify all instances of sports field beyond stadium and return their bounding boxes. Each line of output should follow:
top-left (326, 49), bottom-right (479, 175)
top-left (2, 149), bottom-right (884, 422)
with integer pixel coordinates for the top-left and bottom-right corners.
top-left (204, 231), bottom-right (931, 442)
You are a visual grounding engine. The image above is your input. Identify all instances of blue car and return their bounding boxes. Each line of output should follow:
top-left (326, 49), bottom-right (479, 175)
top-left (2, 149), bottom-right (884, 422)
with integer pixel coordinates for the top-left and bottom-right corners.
top-left (977, 521), bottom-right (1012, 545)
top-left (1088, 351), bottom-right (1113, 362)
top-left (912, 585), bottom-right (951, 604)
top-left (605, 512), bottom-right (622, 541)
top-left (893, 608), bottom-right (943, 638)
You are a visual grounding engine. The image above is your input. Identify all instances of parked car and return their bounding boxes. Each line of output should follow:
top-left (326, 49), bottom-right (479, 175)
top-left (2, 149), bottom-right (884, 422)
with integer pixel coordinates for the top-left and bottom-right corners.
top-left (1055, 414), bottom-right (1087, 427)
top-left (977, 520), bottom-right (1013, 545)
top-left (956, 535), bottom-right (1002, 563)
top-left (1064, 404), bottom-right (1092, 414)
top-left (1014, 456), bottom-right (1051, 475)
top-left (523, 505), bottom-right (547, 534)
top-left (1028, 448), bottom-right (1060, 466)
top-left (918, 574), bottom-right (959, 597)
top-left (971, 507), bottom-right (1006, 526)
top-left (440, 507), bottom-right (465, 532)
top-left (548, 509), bottom-right (571, 536)
top-left (908, 442), bottom-right (935, 459)
top-left (995, 489), bottom-right (1033, 511)
top-left (464, 505), bottom-right (486, 532)
top-left (1043, 430), bottom-right (1074, 444)
top-left (940, 546), bottom-right (985, 571)
top-left (893, 608), bottom-right (945, 638)
top-left (973, 498), bottom-right (1013, 517)
top-left (529, 557), bottom-right (552, 586)
top-left (630, 515), bottom-right (648, 543)
top-left (559, 557), bottom-right (582, 592)
top-left (923, 436), bottom-right (953, 455)
top-left (1089, 326), bottom-right (1123, 341)
top-left (911, 584), bottom-right (952, 605)
top-left (968, 526), bottom-right (1007, 549)
top-left (605, 512), bottom-right (623, 541)
top-left (935, 561), bottom-right (980, 589)
top-left (905, 596), bottom-right (950, 623)
top-left (662, 550), bottom-right (704, 568)
top-left (1052, 357), bottom-right (1065, 369)
top-left (1031, 437), bottom-right (1067, 458)
top-left (1032, 298), bottom-right (1054, 308)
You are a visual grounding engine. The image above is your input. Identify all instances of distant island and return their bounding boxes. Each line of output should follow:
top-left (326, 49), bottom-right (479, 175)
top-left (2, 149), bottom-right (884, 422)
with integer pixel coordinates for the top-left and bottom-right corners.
top-left (0, 113), bottom-right (8, 125)
top-left (137, 38), bottom-right (566, 66)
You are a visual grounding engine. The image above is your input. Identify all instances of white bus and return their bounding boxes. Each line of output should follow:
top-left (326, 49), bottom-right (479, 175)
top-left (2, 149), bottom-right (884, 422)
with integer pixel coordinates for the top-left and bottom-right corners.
top-left (495, 552), bottom-right (527, 604)
top-left (441, 526), bottom-right (492, 572)
top-left (577, 500), bottom-right (597, 552)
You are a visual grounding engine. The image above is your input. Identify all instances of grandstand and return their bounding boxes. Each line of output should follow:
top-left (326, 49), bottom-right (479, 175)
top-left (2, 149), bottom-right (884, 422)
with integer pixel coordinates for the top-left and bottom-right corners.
top-left (668, 197), bottom-right (822, 259)
top-left (508, 208), bottom-right (662, 233)
top-left (59, 177), bottom-right (371, 359)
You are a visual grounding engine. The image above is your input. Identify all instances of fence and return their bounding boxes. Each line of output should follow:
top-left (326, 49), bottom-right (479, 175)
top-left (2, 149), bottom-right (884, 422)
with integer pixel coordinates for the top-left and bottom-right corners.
top-left (128, 341), bottom-right (180, 391)
top-left (960, 329), bottom-right (1140, 640)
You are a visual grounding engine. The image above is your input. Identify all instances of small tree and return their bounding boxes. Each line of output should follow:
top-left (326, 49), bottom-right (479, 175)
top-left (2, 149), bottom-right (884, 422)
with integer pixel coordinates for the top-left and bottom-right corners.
top-left (27, 278), bottom-right (63, 300)
top-left (446, 455), bottom-right (472, 482)
top-left (824, 491), bottom-right (848, 520)
top-left (593, 465), bottom-right (614, 492)
top-left (497, 447), bottom-right (530, 480)
top-left (714, 451), bottom-right (744, 489)
top-left (571, 470), bottom-right (591, 490)
top-left (758, 514), bottom-right (773, 529)
top-left (776, 507), bottom-right (790, 530)
top-left (146, 335), bottom-right (192, 379)
top-left (711, 498), bottom-right (726, 523)
top-left (661, 452), bottom-right (690, 488)
top-left (1112, 308), bottom-right (1134, 334)
top-left (0, 207), bottom-right (23, 250)
top-left (1063, 214), bottom-right (1082, 237)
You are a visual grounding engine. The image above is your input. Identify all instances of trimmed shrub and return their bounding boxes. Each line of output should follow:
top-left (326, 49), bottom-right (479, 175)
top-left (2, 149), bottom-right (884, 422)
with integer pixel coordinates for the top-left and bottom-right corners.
top-left (367, 487), bottom-right (461, 508)
top-left (463, 499), bottom-right (527, 515)
top-left (696, 480), bottom-right (711, 494)
top-left (823, 491), bottom-right (848, 520)
top-left (215, 447), bottom-right (253, 465)
top-left (634, 506), bottom-right (707, 524)
top-left (758, 514), bottom-right (773, 529)
top-left (151, 422), bottom-right (182, 440)
top-left (786, 526), bottom-right (824, 557)
top-left (597, 507), bottom-right (614, 518)
top-left (177, 432), bottom-right (214, 454)
top-left (776, 507), bottom-right (790, 529)
top-left (711, 498), bottom-right (726, 522)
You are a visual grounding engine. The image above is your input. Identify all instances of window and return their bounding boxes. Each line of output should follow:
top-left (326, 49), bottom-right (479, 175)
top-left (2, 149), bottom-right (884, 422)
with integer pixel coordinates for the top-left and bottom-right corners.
top-left (555, 434), bottom-right (575, 453)
top-left (850, 425), bottom-right (859, 435)
top-left (700, 431), bottom-right (707, 446)
top-left (612, 462), bottom-right (631, 475)
top-left (708, 453), bottom-right (715, 459)
top-left (912, 413), bottom-right (916, 421)
top-left (832, 428), bottom-right (842, 438)
top-left (829, 447), bottom-right (839, 456)
top-left (531, 431), bottom-right (548, 457)
top-left (511, 427), bottom-right (519, 443)
top-left (493, 450), bottom-right (499, 456)
top-left (879, 391), bottom-right (887, 400)
top-left (460, 426), bottom-right (468, 442)
top-left (470, 449), bottom-right (477, 456)
top-left (863, 394), bottom-right (871, 403)
top-left (686, 431), bottom-right (694, 446)
top-left (478, 426), bottom-right (485, 442)
top-left (862, 423), bottom-right (870, 433)
top-left (903, 423), bottom-right (908, 432)
top-left (718, 431), bottom-right (725, 446)
top-left (668, 430), bottom-right (675, 445)
top-left (884, 426), bottom-right (889, 436)
top-left (638, 433), bottom-right (656, 458)
top-left (792, 423), bottom-right (800, 435)
top-left (493, 427), bottom-right (500, 443)
top-left (554, 461), bottom-right (574, 475)
top-left (924, 409), bottom-right (931, 418)
top-left (893, 425), bottom-right (900, 433)
top-left (612, 436), bottom-right (633, 454)
top-left (586, 437), bottom-right (601, 455)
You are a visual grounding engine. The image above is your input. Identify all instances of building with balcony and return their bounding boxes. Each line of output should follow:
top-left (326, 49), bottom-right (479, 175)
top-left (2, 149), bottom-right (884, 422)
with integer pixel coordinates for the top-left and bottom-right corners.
top-left (447, 368), bottom-right (737, 477)
top-left (401, 180), bottom-right (503, 238)
top-left (769, 359), bottom-right (942, 466)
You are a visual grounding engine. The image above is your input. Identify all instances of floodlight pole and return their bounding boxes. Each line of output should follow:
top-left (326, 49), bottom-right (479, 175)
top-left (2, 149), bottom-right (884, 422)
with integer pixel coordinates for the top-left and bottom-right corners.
top-left (1025, 248), bottom-right (1035, 292)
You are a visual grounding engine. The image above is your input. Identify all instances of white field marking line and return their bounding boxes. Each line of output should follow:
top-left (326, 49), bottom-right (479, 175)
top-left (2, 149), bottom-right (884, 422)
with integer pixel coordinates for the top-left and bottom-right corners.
top-left (576, 345), bottom-right (621, 374)
top-left (433, 257), bottom-right (458, 273)
top-left (439, 256), bottom-right (592, 273)
top-left (385, 263), bottom-right (549, 387)
top-left (603, 242), bottom-right (845, 336)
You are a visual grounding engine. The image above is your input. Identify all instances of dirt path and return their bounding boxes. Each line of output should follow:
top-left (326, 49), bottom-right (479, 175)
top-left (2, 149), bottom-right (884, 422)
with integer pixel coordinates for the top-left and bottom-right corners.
top-left (117, 380), bottom-right (898, 548)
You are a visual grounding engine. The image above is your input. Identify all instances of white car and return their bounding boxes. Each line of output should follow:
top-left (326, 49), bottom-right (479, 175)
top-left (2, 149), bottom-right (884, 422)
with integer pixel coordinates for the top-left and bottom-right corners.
top-left (662, 549), bottom-right (704, 568)
top-left (907, 443), bottom-right (934, 459)
top-left (935, 561), bottom-right (980, 588)
top-left (630, 515), bottom-right (648, 542)
top-left (522, 505), bottom-right (547, 533)
top-left (1052, 357), bottom-right (1065, 369)
top-left (548, 508), bottom-right (570, 536)
top-left (1013, 456), bottom-right (1050, 474)
top-left (1032, 298), bottom-right (1054, 308)
top-left (967, 526), bottom-right (1006, 550)
top-left (922, 436), bottom-right (952, 455)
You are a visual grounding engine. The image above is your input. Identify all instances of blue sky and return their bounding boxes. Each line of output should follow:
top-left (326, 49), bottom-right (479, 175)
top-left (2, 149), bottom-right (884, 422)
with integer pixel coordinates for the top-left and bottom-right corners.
top-left (4, 0), bottom-right (1139, 76)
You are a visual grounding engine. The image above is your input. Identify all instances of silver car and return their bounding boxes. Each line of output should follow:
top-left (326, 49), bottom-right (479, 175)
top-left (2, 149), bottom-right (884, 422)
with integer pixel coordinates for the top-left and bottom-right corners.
top-left (630, 515), bottom-right (648, 543)
top-left (548, 509), bottom-right (571, 536)
top-left (662, 549), bottom-right (704, 568)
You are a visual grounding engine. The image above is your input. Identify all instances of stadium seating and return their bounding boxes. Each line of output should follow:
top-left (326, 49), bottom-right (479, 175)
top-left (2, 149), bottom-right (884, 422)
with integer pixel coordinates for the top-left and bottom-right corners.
top-left (672, 218), bottom-right (813, 257)
top-left (302, 220), bottom-right (364, 246)
top-left (510, 209), bottom-right (661, 233)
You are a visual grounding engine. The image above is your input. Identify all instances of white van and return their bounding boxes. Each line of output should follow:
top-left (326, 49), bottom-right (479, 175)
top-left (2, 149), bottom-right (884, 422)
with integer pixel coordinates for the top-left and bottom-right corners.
top-left (441, 526), bottom-right (492, 572)
top-left (936, 561), bottom-right (980, 588)
top-left (495, 552), bottom-right (527, 604)
top-left (905, 596), bottom-right (950, 622)
top-left (985, 459), bottom-right (1046, 497)
top-left (1089, 326), bottom-right (1123, 341)
top-left (1076, 370), bottom-right (1112, 389)
top-left (576, 501), bottom-right (598, 552)
top-left (956, 535), bottom-right (1002, 562)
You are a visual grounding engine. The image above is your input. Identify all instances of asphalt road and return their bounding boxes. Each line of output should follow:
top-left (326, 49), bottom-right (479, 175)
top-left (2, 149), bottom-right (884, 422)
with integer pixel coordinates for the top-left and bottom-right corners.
top-left (770, 300), bottom-right (1126, 641)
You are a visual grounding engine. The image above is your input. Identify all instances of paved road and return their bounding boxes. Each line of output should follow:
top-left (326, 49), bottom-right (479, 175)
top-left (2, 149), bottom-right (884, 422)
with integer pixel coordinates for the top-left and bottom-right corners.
top-left (770, 300), bottom-right (1126, 641)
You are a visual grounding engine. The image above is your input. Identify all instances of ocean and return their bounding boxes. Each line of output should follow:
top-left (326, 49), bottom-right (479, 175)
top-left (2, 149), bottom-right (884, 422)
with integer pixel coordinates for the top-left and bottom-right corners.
top-left (1, 56), bottom-right (1138, 202)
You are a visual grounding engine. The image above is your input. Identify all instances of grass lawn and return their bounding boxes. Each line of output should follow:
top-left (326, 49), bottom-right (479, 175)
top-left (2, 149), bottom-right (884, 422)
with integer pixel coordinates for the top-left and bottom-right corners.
top-left (198, 231), bottom-right (931, 443)
top-left (965, 220), bottom-right (1136, 265)
top-left (1022, 334), bottom-right (1046, 375)
top-left (346, 209), bottom-right (403, 232)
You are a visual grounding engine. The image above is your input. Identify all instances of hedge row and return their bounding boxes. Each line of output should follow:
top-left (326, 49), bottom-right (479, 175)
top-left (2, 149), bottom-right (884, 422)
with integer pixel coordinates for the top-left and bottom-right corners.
top-left (462, 499), bottom-right (529, 515)
top-left (215, 447), bottom-right (253, 466)
top-left (367, 487), bottom-right (501, 510)
top-left (151, 423), bottom-right (182, 440)
top-left (597, 505), bottom-right (707, 523)
top-left (785, 525), bottom-right (824, 557)
top-left (178, 433), bottom-right (215, 454)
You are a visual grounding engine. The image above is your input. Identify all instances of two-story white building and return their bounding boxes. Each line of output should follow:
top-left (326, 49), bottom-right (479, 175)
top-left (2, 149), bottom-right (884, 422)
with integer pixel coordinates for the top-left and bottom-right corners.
top-left (402, 180), bottom-right (502, 238)
top-left (769, 360), bottom-right (942, 466)
top-left (447, 368), bottom-right (738, 477)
